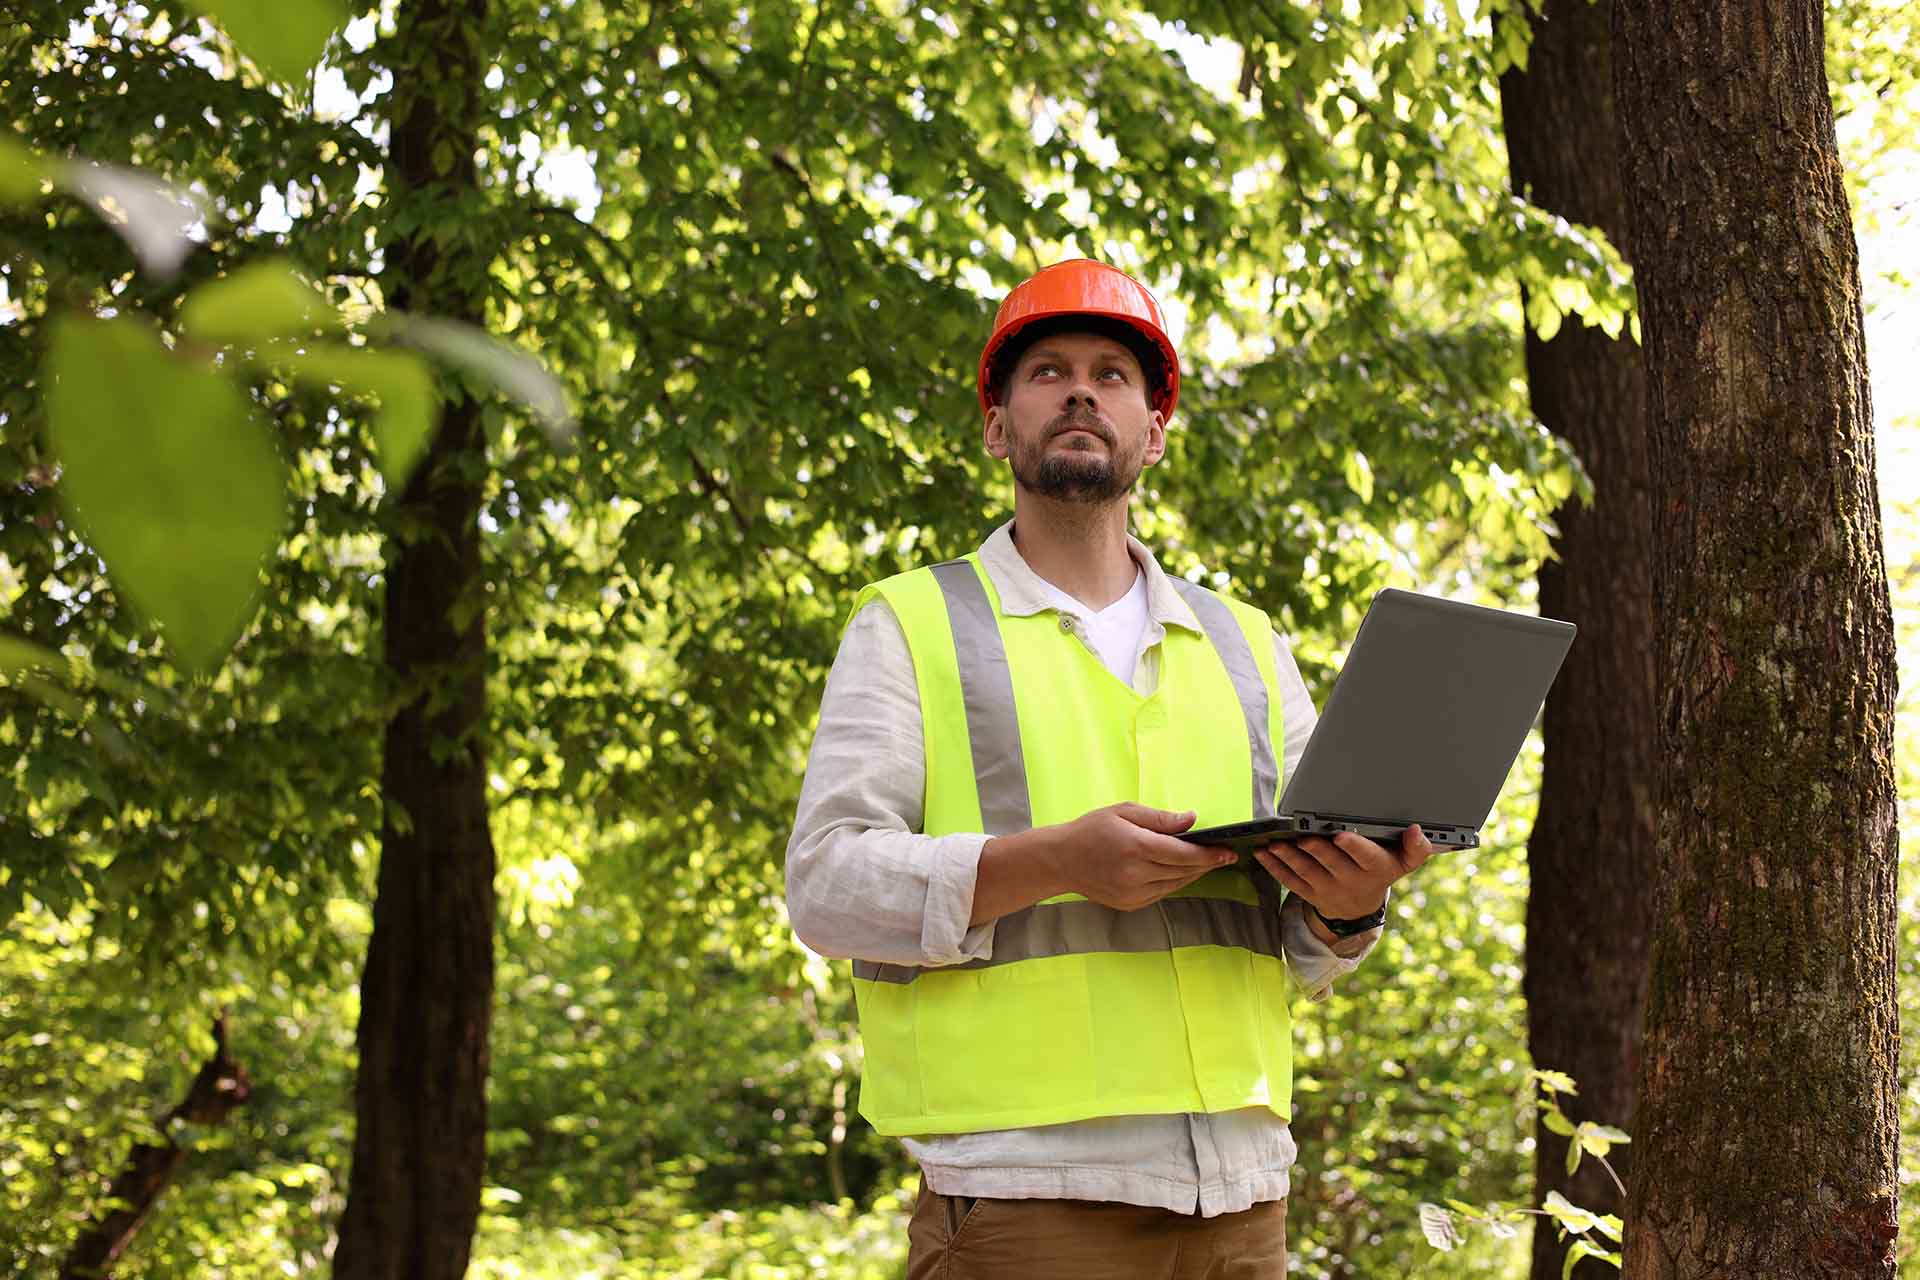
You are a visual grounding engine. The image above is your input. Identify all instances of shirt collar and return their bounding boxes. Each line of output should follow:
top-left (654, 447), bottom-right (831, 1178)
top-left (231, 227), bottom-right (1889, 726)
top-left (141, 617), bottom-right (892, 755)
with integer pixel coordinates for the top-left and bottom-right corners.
top-left (977, 519), bottom-right (1205, 633)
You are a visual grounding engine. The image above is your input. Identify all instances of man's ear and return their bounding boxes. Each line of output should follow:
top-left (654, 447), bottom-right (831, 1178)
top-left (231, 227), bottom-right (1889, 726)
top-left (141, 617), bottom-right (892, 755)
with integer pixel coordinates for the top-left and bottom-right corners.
top-left (1141, 408), bottom-right (1168, 467)
top-left (983, 404), bottom-right (1010, 459)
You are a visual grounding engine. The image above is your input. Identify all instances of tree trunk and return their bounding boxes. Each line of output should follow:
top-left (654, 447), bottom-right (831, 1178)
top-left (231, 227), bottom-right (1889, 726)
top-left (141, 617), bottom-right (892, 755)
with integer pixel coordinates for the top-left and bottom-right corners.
top-left (1612, 1), bottom-right (1901, 1275)
top-left (1497, 4), bottom-right (1656, 1276)
top-left (332, 1), bottom-right (496, 1277)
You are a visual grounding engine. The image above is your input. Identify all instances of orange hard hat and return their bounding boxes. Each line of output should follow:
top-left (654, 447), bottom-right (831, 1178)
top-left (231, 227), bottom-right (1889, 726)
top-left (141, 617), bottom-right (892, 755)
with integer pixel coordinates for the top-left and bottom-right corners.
top-left (977, 259), bottom-right (1180, 421)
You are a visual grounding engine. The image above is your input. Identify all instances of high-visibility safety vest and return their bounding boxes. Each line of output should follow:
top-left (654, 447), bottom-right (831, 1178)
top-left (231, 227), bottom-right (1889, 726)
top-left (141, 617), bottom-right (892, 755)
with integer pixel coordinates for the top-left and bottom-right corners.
top-left (848, 552), bottom-right (1292, 1137)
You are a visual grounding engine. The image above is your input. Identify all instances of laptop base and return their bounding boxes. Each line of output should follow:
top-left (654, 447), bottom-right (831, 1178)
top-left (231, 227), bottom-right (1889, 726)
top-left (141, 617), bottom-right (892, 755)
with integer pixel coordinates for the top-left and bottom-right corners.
top-left (1179, 814), bottom-right (1480, 856)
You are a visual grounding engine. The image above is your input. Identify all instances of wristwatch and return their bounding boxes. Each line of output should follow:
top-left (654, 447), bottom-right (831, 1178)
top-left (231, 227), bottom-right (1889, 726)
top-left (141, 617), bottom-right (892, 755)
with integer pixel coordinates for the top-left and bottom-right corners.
top-left (1310, 889), bottom-right (1389, 937)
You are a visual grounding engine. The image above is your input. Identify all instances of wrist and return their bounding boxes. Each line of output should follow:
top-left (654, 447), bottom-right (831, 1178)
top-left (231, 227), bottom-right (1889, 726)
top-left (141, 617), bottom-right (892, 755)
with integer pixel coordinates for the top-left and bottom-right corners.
top-left (1307, 890), bottom-right (1390, 938)
top-left (973, 825), bottom-right (1071, 926)
top-left (1027, 821), bottom-right (1074, 901)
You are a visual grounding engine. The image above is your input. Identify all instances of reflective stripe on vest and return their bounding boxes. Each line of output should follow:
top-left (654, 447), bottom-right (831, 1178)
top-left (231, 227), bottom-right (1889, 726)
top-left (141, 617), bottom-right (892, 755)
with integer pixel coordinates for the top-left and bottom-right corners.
top-left (846, 553), bottom-right (1292, 1136)
top-left (1169, 577), bottom-right (1279, 820)
top-left (928, 559), bottom-right (1031, 836)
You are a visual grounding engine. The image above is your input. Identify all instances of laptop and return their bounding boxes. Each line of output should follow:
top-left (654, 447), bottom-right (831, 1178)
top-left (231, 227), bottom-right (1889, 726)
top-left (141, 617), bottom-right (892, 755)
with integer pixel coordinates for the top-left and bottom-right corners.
top-left (1180, 587), bottom-right (1576, 855)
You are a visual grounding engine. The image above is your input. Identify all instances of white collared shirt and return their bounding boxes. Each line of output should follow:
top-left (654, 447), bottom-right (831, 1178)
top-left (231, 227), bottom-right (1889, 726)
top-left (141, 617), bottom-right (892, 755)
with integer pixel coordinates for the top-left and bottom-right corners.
top-left (784, 521), bottom-right (1376, 1216)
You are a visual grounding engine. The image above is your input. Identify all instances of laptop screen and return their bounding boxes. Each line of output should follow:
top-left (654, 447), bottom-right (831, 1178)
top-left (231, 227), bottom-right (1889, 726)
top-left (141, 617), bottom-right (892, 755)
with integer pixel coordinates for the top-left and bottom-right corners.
top-left (1276, 589), bottom-right (1575, 831)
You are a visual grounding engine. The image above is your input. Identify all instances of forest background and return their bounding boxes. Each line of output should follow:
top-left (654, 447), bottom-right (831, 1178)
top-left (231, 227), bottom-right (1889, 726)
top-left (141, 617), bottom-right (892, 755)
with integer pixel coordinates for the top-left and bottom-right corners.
top-left (0, 0), bottom-right (1915, 1276)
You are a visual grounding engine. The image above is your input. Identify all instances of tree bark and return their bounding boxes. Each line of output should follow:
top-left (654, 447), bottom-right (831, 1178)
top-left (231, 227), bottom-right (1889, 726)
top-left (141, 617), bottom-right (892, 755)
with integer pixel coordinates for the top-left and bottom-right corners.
top-left (331, 1), bottom-right (497, 1277)
top-left (1612, 1), bottom-right (1901, 1276)
top-left (1497, 4), bottom-right (1656, 1276)
top-left (61, 1014), bottom-right (251, 1280)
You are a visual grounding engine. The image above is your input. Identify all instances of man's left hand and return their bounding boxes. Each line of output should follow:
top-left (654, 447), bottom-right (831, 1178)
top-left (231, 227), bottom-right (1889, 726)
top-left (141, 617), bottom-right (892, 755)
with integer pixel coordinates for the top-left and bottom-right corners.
top-left (1251, 826), bottom-right (1436, 924)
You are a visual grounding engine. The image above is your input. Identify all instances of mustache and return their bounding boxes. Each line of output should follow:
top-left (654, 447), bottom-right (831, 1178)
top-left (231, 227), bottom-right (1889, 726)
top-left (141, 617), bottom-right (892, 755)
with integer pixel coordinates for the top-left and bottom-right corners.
top-left (1046, 409), bottom-right (1114, 445)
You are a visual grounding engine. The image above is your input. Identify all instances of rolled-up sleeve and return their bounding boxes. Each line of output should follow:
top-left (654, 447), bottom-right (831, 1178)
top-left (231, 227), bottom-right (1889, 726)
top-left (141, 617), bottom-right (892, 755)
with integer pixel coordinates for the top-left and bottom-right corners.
top-left (784, 600), bottom-right (997, 968)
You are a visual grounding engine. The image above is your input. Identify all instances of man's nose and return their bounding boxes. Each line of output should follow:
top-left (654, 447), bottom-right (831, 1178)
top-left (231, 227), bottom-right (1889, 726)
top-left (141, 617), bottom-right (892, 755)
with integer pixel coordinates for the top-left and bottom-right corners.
top-left (1064, 372), bottom-right (1098, 408)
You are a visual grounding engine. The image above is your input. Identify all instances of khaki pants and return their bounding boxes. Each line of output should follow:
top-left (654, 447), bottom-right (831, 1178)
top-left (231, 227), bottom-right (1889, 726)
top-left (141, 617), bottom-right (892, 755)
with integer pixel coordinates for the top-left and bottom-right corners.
top-left (906, 1185), bottom-right (1288, 1279)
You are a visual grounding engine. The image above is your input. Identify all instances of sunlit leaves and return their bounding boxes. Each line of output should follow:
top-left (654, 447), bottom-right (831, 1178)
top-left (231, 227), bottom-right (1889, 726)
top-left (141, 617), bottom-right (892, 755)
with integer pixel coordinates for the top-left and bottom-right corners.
top-left (44, 315), bottom-right (287, 674)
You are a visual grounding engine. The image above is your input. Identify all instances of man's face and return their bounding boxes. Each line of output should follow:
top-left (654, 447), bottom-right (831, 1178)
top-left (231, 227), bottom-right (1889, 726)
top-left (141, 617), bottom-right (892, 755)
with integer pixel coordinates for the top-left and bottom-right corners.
top-left (984, 331), bottom-right (1167, 504)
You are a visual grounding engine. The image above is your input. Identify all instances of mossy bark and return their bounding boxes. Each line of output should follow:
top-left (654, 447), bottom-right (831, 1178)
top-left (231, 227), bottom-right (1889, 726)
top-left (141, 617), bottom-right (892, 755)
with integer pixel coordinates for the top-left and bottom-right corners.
top-left (1497, 2), bottom-right (1656, 1276)
top-left (332, 0), bottom-right (497, 1276)
top-left (1612, 0), bottom-right (1900, 1275)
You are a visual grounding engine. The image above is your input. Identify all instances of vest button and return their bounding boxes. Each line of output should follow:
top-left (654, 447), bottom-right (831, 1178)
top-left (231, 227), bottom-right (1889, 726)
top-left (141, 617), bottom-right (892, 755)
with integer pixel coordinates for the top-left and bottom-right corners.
top-left (1058, 615), bottom-right (1074, 632)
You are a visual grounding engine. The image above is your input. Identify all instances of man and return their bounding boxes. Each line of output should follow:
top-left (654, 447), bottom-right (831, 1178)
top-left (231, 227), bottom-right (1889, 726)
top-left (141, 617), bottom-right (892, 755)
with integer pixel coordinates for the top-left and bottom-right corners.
top-left (785, 259), bottom-right (1433, 1278)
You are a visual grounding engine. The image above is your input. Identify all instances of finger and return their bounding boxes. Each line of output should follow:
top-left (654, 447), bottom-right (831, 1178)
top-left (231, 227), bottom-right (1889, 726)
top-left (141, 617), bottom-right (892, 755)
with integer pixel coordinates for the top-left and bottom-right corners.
top-left (1291, 835), bottom-right (1365, 877)
top-left (1144, 834), bottom-right (1239, 870)
top-left (1129, 861), bottom-right (1233, 911)
top-left (1266, 841), bottom-right (1333, 896)
top-left (1328, 830), bottom-right (1396, 874)
top-left (1115, 803), bottom-right (1199, 835)
top-left (1253, 848), bottom-right (1313, 897)
top-left (1398, 823), bottom-right (1437, 873)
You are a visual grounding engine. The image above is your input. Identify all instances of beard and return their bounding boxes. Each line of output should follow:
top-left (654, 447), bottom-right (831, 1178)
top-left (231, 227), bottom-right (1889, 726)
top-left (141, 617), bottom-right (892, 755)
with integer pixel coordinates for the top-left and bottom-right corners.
top-left (1008, 410), bottom-right (1145, 504)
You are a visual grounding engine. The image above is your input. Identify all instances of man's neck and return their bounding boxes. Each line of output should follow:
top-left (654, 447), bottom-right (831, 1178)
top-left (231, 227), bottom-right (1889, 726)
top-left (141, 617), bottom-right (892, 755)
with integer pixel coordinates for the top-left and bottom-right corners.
top-left (1007, 493), bottom-right (1139, 611)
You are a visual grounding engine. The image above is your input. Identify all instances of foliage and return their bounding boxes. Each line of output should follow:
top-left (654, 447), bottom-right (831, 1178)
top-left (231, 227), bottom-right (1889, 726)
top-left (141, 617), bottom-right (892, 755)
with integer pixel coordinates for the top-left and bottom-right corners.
top-left (0, 1), bottom-right (1913, 1279)
top-left (0, 906), bottom-right (359, 1277)
top-left (1413, 1073), bottom-right (1625, 1278)
top-left (1882, 435), bottom-right (1920, 1279)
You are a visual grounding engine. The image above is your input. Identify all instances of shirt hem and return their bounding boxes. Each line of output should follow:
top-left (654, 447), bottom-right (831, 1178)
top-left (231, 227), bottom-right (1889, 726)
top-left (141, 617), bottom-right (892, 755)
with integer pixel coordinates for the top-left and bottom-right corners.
top-left (916, 1160), bottom-right (1293, 1217)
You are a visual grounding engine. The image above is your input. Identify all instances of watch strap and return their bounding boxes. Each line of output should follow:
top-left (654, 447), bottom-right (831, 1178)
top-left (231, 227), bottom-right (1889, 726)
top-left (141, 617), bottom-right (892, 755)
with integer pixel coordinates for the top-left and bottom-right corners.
top-left (1309, 888), bottom-right (1389, 937)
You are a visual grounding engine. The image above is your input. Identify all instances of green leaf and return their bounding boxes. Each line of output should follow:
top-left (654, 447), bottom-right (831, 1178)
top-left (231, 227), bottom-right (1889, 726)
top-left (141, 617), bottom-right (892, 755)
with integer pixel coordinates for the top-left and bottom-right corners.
top-left (184, 0), bottom-right (346, 84)
top-left (1542, 1106), bottom-right (1576, 1136)
top-left (1561, 1239), bottom-right (1620, 1277)
top-left (387, 315), bottom-right (576, 443)
top-left (45, 315), bottom-right (286, 674)
top-left (1417, 1202), bottom-right (1461, 1252)
top-left (1531, 1069), bottom-right (1579, 1096)
top-left (0, 634), bottom-right (63, 679)
top-left (1344, 450), bottom-right (1375, 503)
top-left (1584, 1124), bottom-right (1631, 1144)
top-left (1542, 1191), bottom-right (1601, 1235)
top-left (9, 669), bottom-right (87, 723)
top-left (1564, 1135), bottom-right (1582, 1176)
top-left (56, 161), bottom-right (205, 279)
top-left (0, 634), bottom-right (181, 731)
top-left (181, 259), bottom-right (341, 344)
top-left (1409, 31), bottom-right (1437, 80)
top-left (0, 135), bottom-right (49, 203)
top-left (280, 344), bottom-right (439, 488)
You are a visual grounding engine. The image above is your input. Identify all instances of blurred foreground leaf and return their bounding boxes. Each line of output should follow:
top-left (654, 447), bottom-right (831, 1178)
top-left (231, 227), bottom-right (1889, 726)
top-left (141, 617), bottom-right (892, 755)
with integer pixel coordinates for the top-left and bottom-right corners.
top-left (0, 135), bottom-right (49, 202)
top-left (58, 162), bottom-right (206, 279)
top-left (280, 344), bottom-right (439, 488)
top-left (182, 259), bottom-right (342, 345)
top-left (45, 315), bottom-right (286, 674)
top-left (185, 0), bottom-right (347, 85)
top-left (389, 315), bottom-right (576, 444)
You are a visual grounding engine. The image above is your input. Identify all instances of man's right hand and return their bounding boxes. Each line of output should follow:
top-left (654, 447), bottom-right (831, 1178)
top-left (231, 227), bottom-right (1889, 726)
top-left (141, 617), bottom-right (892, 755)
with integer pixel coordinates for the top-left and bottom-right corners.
top-left (970, 803), bottom-right (1238, 925)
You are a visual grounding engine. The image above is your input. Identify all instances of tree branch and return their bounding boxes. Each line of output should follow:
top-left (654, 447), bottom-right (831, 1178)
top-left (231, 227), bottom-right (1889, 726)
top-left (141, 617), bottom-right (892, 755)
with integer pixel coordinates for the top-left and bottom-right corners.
top-left (60, 1013), bottom-right (252, 1280)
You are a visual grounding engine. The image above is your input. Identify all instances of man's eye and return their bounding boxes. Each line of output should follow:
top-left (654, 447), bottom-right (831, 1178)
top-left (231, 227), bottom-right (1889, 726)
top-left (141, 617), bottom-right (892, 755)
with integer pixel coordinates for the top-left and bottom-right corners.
top-left (1099, 368), bottom-right (1127, 381)
top-left (1031, 364), bottom-right (1060, 377)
